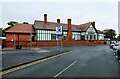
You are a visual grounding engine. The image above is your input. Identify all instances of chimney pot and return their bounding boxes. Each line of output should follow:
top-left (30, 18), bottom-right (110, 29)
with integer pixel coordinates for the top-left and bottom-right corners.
top-left (68, 19), bottom-right (71, 23)
top-left (93, 21), bottom-right (95, 26)
top-left (57, 19), bottom-right (60, 24)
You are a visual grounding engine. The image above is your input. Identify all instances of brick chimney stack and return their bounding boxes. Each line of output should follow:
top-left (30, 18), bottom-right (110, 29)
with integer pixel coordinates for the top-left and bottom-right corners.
top-left (44, 14), bottom-right (47, 24)
top-left (57, 19), bottom-right (60, 25)
top-left (68, 19), bottom-right (71, 30)
top-left (67, 19), bottom-right (72, 41)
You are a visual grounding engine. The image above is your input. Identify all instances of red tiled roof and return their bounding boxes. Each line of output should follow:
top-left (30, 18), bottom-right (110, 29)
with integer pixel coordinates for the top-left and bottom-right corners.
top-left (34, 20), bottom-right (93, 31)
top-left (5, 24), bottom-right (35, 33)
top-left (5, 21), bottom-right (97, 33)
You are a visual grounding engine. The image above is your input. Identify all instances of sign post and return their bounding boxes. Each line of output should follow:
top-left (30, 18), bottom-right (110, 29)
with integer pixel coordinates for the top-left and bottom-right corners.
top-left (57, 36), bottom-right (59, 50)
top-left (56, 25), bottom-right (63, 51)
top-left (14, 34), bottom-right (16, 47)
top-left (61, 35), bottom-right (62, 51)
top-left (30, 33), bottom-right (32, 49)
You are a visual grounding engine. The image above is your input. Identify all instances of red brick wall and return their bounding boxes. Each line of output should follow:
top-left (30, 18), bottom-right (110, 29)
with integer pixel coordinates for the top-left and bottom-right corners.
top-left (34, 40), bottom-right (104, 47)
top-left (6, 34), bottom-right (31, 41)
top-left (6, 40), bottom-right (104, 47)
top-left (6, 34), bottom-right (104, 47)
top-left (6, 41), bottom-right (30, 47)
top-left (6, 33), bottom-right (35, 47)
top-left (6, 42), bottom-right (14, 47)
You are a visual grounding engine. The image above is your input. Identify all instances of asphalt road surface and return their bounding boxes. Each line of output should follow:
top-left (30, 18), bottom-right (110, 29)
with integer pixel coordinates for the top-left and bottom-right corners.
top-left (2, 45), bottom-right (119, 77)
top-left (2, 49), bottom-right (68, 68)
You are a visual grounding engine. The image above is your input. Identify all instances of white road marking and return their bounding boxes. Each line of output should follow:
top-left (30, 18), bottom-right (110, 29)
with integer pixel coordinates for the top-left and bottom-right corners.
top-left (36, 50), bottom-right (50, 53)
top-left (53, 60), bottom-right (77, 77)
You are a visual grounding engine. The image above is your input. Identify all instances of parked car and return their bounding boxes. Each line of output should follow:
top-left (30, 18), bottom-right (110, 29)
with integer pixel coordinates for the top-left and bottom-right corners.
top-left (116, 42), bottom-right (120, 62)
top-left (113, 43), bottom-right (119, 50)
top-left (109, 41), bottom-right (118, 49)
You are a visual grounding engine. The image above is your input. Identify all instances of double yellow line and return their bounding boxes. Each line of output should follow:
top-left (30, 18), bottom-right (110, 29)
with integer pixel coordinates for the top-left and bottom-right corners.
top-left (0, 51), bottom-right (72, 76)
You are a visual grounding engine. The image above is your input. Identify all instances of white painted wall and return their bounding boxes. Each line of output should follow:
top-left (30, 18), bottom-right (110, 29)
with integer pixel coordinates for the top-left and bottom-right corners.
top-left (98, 34), bottom-right (104, 40)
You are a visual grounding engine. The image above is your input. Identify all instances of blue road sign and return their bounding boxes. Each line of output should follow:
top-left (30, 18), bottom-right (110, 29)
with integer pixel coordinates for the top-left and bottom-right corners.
top-left (56, 25), bottom-right (63, 36)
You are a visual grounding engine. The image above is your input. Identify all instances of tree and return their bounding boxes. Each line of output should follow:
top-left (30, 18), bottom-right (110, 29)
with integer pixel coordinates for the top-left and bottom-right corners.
top-left (4, 21), bottom-right (18, 31)
top-left (23, 22), bottom-right (29, 24)
top-left (2, 29), bottom-right (5, 37)
top-left (117, 34), bottom-right (120, 41)
top-left (0, 28), bottom-right (2, 36)
top-left (102, 29), bottom-right (116, 40)
top-left (7, 21), bottom-right (18, 27)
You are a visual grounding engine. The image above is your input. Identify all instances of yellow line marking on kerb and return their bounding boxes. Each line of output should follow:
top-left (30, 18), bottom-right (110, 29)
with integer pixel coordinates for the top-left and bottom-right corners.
top-left (0, 51), bottom-right (72, 76)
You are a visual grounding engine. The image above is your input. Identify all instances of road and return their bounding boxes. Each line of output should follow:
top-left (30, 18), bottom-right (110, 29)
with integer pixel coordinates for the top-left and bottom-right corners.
top-left (2, 49), bottom-right (68, 68)
top-left (2, 45), bottom-right (119, 77)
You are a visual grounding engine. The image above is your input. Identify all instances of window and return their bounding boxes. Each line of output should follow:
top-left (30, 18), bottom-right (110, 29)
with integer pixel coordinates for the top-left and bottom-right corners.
top-left (86, 35), bottom-right (89, 40)
top-left (94, 35), bottom-right (96, 40)
top-left (72, 32), bottom-right (80, 40)
top-left (63, 31), bottom-right (67, 40)
top-left (87, 27), bottom-right (97, 41)
top-left (51, 34), bottom-right (56, 40)
top-left (36, 30), bottom-right (67, 41)
top-left (81, 35), bottom-right (85, 40)
top-left (90, 35), bottom-right (93, 40)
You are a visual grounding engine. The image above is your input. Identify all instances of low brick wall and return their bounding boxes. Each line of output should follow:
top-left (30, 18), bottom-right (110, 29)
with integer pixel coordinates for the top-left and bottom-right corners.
top-left (35, 40), bottom-right (104, 47)
top-left (6, 41), bottom-right (30, 47)
top-left (6, 40), bottom-right (104, 47)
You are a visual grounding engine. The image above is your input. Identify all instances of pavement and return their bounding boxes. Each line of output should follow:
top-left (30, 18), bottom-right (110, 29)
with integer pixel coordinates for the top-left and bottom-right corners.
top-left (2, 45), bottom-right (119, 77)
top-left (2, 47), bottom-right (69, 69)
top-left (1, 47), bottom-right (52, 51)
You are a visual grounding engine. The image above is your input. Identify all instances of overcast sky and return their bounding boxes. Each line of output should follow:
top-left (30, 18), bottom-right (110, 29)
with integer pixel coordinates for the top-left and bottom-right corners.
top-left (0, 0), bottom-right (119, 35)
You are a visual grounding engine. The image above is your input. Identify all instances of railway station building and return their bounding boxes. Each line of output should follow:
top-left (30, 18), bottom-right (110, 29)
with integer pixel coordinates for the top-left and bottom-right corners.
top-left (5, 14), bottom-right (104, 47)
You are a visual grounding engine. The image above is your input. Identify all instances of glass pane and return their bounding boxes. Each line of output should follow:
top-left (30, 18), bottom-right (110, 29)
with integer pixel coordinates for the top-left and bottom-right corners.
top-left (39, 33), bottom-right (41, 40)
top-left (40, 30), bottom-right (41, 33)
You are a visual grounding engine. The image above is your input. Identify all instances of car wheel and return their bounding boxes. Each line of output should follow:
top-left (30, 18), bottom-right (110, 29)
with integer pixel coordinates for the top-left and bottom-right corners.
top-left (118, 60), bottom-right (120, 63)
top-left (114, 53), bottom-right (115, 55)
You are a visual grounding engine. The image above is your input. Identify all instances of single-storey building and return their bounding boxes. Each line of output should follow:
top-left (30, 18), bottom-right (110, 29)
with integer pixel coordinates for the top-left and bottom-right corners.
top-left (5, 24), bottom-right (36, 47)
top-left (5, 14), bottom-right (104, 47)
